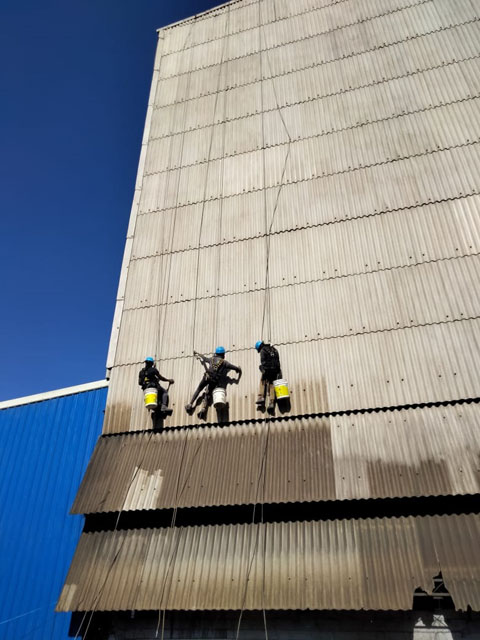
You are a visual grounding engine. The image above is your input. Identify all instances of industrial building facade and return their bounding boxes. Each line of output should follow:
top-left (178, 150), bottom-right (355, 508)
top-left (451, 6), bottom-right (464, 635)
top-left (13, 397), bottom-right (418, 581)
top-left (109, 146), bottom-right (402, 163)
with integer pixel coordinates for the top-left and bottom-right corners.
top-left (58, 0), bottom-right (480, 637)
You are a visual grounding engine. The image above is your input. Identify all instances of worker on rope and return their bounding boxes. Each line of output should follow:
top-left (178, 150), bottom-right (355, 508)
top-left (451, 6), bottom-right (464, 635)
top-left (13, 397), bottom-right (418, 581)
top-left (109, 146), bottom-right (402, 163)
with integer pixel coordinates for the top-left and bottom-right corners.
top-left (255, 340), bottom-right (282, 414)
top-left (138, 357), bottom-right (174, 413)
top-left (185, 346), bottom-right (242, 420)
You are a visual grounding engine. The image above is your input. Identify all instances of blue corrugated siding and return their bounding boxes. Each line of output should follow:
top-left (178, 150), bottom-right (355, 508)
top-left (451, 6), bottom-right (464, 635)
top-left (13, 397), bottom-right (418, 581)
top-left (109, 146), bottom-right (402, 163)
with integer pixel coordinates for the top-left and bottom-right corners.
top-left (0, 386), bottom-right (107, 640)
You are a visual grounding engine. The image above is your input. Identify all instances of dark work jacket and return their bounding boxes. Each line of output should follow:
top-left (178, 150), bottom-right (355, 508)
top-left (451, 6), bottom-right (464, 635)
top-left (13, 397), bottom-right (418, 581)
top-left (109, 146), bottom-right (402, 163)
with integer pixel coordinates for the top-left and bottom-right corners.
top-left (259, 344), bottom-right (282, 380)
top-left (202, 356), bottom-right (241, 387)
top-left (138, 366), bottom-right (163, 390)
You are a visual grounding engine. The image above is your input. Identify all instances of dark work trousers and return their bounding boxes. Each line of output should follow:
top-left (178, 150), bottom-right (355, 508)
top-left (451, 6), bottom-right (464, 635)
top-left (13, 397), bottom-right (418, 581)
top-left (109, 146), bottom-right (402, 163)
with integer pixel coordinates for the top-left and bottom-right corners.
top-left (257, 370), bottom-right (282, 406)
top-left (189, 375), bottom-right (220, 405)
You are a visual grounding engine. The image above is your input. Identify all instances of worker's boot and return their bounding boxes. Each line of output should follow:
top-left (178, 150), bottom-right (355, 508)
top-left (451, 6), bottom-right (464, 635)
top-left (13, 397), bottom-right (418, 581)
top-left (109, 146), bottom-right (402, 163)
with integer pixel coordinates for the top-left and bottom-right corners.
top-left (185, 403), bottom-right (194, 415)
top-left (197, 407), bottom-right (207, 420)
top-left (256, 395), bottom-right (265, 411)
top-left (267, 404), bottom-right (275, 415)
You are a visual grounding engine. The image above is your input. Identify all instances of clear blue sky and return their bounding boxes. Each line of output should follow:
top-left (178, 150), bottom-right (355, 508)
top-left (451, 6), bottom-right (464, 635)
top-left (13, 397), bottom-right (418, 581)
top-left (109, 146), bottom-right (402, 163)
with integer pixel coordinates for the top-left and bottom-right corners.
top-left (0, 0), bottom-right (220, 400)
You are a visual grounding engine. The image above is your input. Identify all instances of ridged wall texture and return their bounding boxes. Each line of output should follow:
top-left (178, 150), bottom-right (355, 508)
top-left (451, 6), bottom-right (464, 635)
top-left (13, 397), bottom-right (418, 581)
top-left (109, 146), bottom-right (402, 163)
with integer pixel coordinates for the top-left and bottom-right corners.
top-left (57, 513), bottom-right (480, 612)
top-left (0, 384), bottom-right (107, 640)
top-left (105, 0), bottom-right (480, 432)
top-left (60, 0), bottom-right (480, 619)
top-left (73, 403), bottom-right (480, 513)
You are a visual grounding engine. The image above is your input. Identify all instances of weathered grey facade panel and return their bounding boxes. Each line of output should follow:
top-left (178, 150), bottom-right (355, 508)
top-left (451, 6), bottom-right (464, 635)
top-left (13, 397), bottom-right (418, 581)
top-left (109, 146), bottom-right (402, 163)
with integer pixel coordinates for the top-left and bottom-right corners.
top-left (73, 403), bottom-right (480, 514)
top-left (145, 96), bottom-right (480, 175)
top-left (131, 191), bottom-right (480, 261)
top-left (157, 2), bottom-right (475, 83)
top-left (57, 514), bottom-right (480, 612)
top-left (138, 144), bottom-right (480, 220)
top-left (104, 319), bottom-right (480, 433)
top-left (123, 246), bottom-right (480, 316)
top-left (61, 0), bottom-right (480, 622)
top-left (154, 21), bottom-right (480, 108)
top-left (116, 256), bottom-right (480, 366)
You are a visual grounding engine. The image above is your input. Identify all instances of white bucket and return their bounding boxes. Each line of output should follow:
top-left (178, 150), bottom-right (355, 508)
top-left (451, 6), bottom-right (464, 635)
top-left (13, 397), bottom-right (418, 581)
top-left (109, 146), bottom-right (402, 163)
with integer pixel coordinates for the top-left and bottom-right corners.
top-left (212, 387), bottom-right (226, 408)
top-left (273, 379), bottom-right (289, 400)
top-left (144, 387), bottom-right (158, 409)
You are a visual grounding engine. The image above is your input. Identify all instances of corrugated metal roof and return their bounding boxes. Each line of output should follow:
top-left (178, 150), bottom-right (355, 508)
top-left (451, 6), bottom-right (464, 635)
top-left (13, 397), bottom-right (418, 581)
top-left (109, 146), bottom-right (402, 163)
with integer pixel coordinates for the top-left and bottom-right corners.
top-left (103, 318), bottom-right (480, 432)
top-left (0, 379), bottom-right (108, 409)
top-left (73, 403), bottom-right (480, 514)
top-left (0, 386), bottom-right (107, 640)
top-left (56, 513), bottom-right (480, 612)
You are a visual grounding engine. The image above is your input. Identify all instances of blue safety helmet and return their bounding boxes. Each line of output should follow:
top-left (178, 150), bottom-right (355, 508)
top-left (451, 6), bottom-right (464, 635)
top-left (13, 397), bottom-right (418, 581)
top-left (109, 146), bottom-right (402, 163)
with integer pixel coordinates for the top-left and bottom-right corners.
top-left (145, 356), bottom-right (154, 363)
top-left (255, 340), bottom-right (263, 352)
top-left (215, 346), bottom-right (226, 355)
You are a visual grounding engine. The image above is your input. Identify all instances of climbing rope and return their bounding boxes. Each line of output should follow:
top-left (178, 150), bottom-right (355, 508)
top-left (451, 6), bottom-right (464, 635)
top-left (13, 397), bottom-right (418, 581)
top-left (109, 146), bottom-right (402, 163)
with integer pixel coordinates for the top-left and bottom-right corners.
top-left (236, 1), bottom-right (294, 635)
top-left (188, 5), bottom-right (232, 394)
top-left (154, 8), bottom-right (233, 638)
top-left (154, 429), bottom-right (190, 638)
top-left (72, 23), bottom-right (197, 639)
top-left (155, 26), bottom-right (196, 369)
top-left (234, 420), bottom-right (271, 640)
top-left (213, 48), bottom-right (229, 346)
top-left (72, 431), bottom-right (155, 639)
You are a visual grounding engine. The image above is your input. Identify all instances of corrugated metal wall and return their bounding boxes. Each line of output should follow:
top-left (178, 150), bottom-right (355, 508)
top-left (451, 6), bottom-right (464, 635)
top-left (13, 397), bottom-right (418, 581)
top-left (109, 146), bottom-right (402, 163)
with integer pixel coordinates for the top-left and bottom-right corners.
top-left (105, 0), bottom-right (480, 432)
top-left (60, 0), bottom-right (480, 620)
top-left (73, 403), bottom-right (480, 514)
top-left (57, 513), bottom-right (480, 612)
top-left (0, 385), bottom-right (107, 640)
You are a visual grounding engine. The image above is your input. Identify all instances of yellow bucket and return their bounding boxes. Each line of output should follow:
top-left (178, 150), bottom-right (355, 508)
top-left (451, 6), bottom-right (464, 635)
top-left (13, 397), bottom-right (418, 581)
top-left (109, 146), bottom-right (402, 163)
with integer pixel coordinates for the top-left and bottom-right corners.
top-left (144, 388), bottom-right (158, 409)
top-left (273, 379), bottom-right (289, 400)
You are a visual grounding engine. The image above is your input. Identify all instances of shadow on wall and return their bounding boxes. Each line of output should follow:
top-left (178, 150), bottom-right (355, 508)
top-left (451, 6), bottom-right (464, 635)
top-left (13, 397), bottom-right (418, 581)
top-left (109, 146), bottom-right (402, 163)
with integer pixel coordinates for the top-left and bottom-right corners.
top-left (69, 609), bottom-right (480, 639)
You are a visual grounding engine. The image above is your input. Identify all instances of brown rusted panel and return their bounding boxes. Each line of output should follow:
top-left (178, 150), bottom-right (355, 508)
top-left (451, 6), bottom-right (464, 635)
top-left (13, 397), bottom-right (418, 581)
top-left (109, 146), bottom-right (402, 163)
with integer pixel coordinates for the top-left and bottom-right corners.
top-left (72, 403), bottom-right (480, 514)
top-left (72, 418), bottom-right (335, 514)
top-left (56, 514), bottom-right (480, 612)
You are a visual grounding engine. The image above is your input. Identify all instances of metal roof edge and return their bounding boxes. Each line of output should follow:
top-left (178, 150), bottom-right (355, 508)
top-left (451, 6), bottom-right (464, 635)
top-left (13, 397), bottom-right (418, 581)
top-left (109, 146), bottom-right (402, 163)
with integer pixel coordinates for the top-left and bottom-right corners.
top-left (156, 0), bottom-right (246, 33)
top-left (0, 380), bottom-right (109, 410)
top-left (105, 33), bottom-right (166, 376)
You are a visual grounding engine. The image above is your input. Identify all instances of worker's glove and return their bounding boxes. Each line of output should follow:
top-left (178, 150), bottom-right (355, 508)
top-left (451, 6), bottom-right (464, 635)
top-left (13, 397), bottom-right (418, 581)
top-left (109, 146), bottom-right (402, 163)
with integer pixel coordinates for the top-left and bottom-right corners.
top-left (169, 379), bottom-right (175, 384)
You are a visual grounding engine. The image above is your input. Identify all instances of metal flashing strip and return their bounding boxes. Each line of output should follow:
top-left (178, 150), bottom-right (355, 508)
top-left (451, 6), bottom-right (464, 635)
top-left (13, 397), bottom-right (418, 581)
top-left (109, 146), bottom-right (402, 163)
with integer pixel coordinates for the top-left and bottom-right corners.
top-left (158, 0), bottom-right (251, 33)
top-left (105, 33), bottom-right (166, 374)
top-left (0, 380), bottom-right (108, 410)
top-left (99, 396), bottom-right (480, 438)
